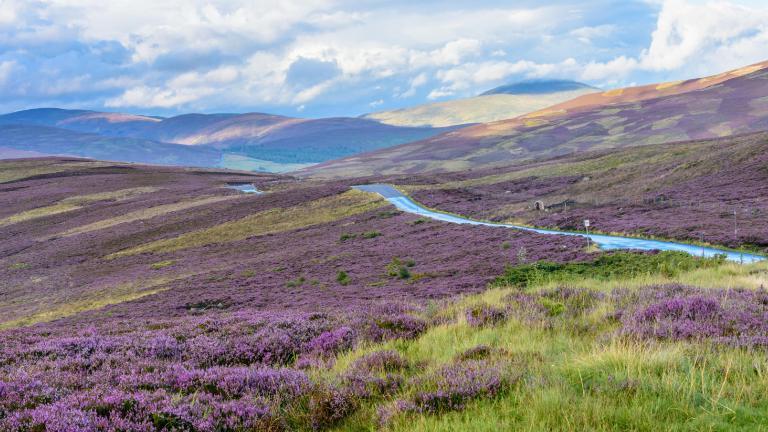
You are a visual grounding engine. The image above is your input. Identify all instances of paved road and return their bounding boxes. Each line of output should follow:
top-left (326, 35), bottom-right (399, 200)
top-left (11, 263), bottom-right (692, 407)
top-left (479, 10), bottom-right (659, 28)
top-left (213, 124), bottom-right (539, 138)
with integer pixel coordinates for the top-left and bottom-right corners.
top-left (355, 184), bottom-right (765, 264)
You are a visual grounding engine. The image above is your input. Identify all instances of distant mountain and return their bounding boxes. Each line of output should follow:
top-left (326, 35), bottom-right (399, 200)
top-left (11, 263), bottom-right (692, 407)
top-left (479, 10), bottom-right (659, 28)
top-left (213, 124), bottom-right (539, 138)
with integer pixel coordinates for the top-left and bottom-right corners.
top-left (0, 108), bottom-right (160, 136)
top-left (481, 79), bottom-right (597, 96)
top-left (0, 110), bottom-right (454, 172)
top-left (363, 81), bottom-right (597, 128)
top-left (304, 60), bottom-right (768, 178)
top-left (0, 125), bottom-right (222, 167)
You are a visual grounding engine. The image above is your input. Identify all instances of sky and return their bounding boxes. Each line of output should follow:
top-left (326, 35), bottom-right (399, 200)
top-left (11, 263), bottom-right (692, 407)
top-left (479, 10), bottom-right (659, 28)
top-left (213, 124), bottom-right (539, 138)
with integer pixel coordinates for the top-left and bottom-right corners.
top-left (0, 0), bottom-right (767, 118)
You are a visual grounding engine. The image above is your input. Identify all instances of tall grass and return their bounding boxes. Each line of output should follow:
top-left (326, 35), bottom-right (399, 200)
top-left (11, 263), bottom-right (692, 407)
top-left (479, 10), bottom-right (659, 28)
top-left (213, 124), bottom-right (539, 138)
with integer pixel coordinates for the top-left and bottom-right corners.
top-left (328, 259), bottom-right (768, 431)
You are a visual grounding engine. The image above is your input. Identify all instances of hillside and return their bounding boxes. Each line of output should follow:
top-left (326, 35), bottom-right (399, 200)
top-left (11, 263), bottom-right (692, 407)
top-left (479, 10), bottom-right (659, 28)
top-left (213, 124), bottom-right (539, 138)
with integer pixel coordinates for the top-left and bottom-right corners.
top-left (363, 80), bottom-right (597, 127)
top-left (0, 125), bottom-right (223, 167)
top-left (0, 109), bottom-right (454, 171)
top-left (1, 153), bottom-right (766, 430)
top-left (306, 60), bottom-right (768, 178)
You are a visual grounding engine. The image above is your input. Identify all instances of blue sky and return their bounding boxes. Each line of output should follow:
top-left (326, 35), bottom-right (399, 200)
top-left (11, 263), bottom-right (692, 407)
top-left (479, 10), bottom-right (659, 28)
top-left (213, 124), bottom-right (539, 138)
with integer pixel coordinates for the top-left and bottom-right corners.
top-left (0, 0), bottom-right (767, 118)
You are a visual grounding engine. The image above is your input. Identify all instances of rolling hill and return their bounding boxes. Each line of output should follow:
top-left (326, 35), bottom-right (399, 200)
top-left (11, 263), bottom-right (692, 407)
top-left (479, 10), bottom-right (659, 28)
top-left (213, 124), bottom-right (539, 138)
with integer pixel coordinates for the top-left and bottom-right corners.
top-left (363, 79), bottom-right (598, 127)
top-left (0, 125), bottom-right (223, 167)
top-left (306, 60), bottom-right (768, 178)
top-left (0, 109), bottom-right (455, 171)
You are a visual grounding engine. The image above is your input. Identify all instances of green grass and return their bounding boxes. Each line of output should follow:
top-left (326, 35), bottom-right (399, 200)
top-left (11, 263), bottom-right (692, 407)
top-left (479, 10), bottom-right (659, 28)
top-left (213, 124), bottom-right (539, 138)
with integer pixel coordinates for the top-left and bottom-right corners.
top-left (317, 259), bottom-right (768, 431)
top-left (0, 186), bottom-right (158, 227)
top-left (491, 251), bottom-right (725, 289)
top-left (150, 260), bottom-right (176, 270)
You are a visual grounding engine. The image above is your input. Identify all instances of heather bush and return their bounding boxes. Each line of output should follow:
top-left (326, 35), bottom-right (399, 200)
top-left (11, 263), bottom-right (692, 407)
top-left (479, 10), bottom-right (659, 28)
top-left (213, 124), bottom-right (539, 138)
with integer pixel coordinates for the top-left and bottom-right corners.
top-left (465, 304), bottom-right (507, 327)
top-left (361, 314), bottom-right (428, 342)
top-left (307, 386), bottom-right (357, 431)
top-left (350, 350), bottom-right (410, 373)
top-left (306, 327), bottom-right (356, 357)
top-left (397, 360), bottom-right (510, 417)
top-left (617, 284), bottom-right (768, 347)
top-left (455, 345), bottom-right (495, 361)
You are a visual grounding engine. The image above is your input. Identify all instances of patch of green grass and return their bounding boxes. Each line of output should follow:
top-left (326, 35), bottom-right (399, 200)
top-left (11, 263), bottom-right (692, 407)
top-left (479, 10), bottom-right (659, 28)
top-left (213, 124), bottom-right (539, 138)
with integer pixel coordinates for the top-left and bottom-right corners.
top-left (0, 187), bottom-right (158, 227)
top-left (362, 231), bottom-right (382, 239)
top-left (386, 257), bottom-right (416, 279)
top-left (491, 251), bottom-right (725, 289)
top-left (326, 259), bottom-right (768, 431)
top-left (336, 271), bottom-right (351, 286)
top-left (286, 276), bottom-right (306, 288)
top-left (8, 262), bottom-right (29, 270)
top-left (149, 260), bottom-right (176, 270)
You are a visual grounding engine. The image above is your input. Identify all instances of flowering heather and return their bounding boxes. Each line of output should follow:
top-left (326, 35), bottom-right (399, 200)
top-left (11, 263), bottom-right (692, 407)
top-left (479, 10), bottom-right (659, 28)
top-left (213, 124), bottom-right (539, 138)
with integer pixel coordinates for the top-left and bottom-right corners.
top-left (306, 327), bottom-right (356, 357)
top-left (616, 284), bottom-right (768, 347)
top-left (408, 131), bottom-right (768, 252)
top-left (350, 350), bottom-right (410, 373)
top-left (465, 303), bottom-right (508, 327)
top-left (0, 160), bottom-right (589, 328)
top-left (403, 360), bottom-right (509, 415)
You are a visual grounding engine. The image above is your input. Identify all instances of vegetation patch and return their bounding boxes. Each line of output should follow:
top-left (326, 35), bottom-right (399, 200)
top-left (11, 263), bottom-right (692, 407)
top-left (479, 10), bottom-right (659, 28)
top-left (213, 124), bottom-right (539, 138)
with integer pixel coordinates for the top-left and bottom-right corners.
top-left (491, 251), bottom-right (725, 289)
top-left (149, 260), bottom-right (176, 270)
top-left (0, 186), bottom-right (158, 227)
top-left (108, 190), bottom-right (386, 258)
top-left (60, 195), bottom-right (236, 237)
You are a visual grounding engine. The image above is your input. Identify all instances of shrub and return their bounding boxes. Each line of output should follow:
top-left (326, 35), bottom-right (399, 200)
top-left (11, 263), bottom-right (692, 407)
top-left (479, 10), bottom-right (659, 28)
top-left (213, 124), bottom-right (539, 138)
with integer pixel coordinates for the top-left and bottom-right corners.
top-left (306, 327), bottom-right (356, 357)
top-left (386, 257), bottom-right (415, 279)
top-left (465, 304), bottom-right (507, 327)
top-left (336, 271), bottom-right (351, 286)
top-left (350, 350), bottom-right (410, 373)
top-left (455, 345), bottom-right (494, 361)
top-left (362, 231), bottom-right (382, 239)
top-left (339, 233), bottom-right (356, 242)
top-left (408, 360), bottom-right (508, 414)
top-left (286, 276), bottom-right (306, 288)
top-left (617, 284), bottom-right (768, 347)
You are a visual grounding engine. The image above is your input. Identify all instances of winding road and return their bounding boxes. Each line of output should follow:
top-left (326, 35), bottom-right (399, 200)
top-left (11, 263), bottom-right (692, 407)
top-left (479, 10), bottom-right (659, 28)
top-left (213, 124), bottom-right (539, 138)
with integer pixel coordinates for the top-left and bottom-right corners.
top-left (355, 184), bottom-right (765, 264)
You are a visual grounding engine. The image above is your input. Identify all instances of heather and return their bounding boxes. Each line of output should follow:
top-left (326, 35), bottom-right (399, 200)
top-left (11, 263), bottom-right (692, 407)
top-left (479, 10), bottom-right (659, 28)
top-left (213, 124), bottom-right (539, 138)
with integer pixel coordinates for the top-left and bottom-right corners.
top-left (4, 159), bottom-right (768, 431)
top-left (1, 161), bottom-right (588, 327)
top-left (407, 131), bottom-right (768, 253)
top-left (2, 257), bottom-right (768, 430)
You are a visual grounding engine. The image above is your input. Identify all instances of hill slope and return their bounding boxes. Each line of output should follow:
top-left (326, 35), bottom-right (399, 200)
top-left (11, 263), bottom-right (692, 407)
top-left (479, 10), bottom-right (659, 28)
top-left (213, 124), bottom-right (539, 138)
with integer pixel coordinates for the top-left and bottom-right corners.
top-left (307, 60), bottom-right (768, 178)
top-left (363, 80), bottom-right (597, 127)
top-left (0, 110), bottom-right (454, 171)
top-left (0, 125), bottom-right (223, 167)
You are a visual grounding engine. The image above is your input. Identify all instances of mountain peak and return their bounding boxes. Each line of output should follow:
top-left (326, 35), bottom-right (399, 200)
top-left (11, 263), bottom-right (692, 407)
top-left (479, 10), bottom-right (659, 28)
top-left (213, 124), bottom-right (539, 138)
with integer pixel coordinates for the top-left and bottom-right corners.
top-left (481, 79), bottom-right (597, 96)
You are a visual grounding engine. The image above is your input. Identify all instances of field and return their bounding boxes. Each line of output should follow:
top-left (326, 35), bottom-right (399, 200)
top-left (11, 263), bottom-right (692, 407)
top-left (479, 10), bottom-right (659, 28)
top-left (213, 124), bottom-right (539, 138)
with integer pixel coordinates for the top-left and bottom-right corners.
top-left (404, 132), bottom-right (768, 252)
top-left (2, 156), bottom-right (768, 431)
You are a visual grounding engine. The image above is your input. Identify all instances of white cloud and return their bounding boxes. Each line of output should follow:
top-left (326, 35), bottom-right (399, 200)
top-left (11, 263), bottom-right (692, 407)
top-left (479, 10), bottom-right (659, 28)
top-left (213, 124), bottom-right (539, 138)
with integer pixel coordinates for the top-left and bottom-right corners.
top-left (570, 25), bottom-right (617, 44)
top-left (640, 0), bottom-right (768, 72)
top-left (581, 56), bottom-right (639, 81)
top-left (0, 61), bottom-right (15, 86)
top-left (2, 0), bottom-right (768, 114)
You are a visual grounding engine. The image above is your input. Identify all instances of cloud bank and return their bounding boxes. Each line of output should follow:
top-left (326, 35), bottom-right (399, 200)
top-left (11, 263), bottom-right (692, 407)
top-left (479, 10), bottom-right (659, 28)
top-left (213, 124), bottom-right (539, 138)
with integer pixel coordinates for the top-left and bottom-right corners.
top-left (0, 0), bottom-right (766, 117)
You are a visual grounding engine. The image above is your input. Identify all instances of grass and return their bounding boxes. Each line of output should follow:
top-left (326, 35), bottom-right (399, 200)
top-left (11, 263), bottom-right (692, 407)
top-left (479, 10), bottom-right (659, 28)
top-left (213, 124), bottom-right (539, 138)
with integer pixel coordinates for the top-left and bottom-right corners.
top-left (322, 259), bottom-right (768, 431)
top-left (0, 186), bottom-right (159, 227)
top-left (490, 251), bottom-right (726, 289)
top-left (0, 273), bottom-right (189, 330)
top-left (0, 160), bottom-right (112, 183)
top-left (108, 190), bottom-right (386, 258)
top-left (150, 260), bottom-right (176, 270)
top-left (58, 195), bottom-right (237, 237)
